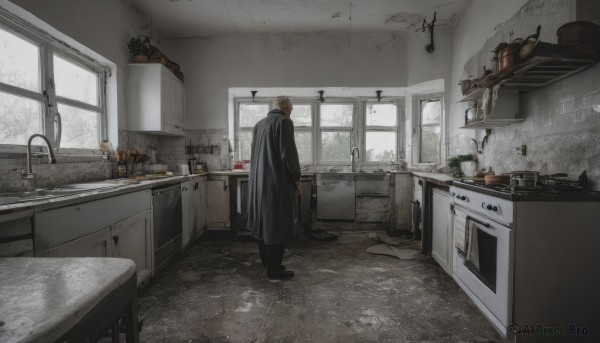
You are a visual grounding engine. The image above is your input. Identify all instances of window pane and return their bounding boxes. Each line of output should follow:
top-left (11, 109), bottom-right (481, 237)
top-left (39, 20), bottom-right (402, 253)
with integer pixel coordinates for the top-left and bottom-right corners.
top-left (57, 103), bottom-right (100, 149)
top-left (0, 91), bottom-right (43, 145)
top-left (0, 27), bottom-right (40, 92)
top-left (292, 104), bottom-right (311, 127)
top-left (294, 131), bottom-right (312, 164)
top-left (321, 131), bottom-right (350, 162)
top-left (238, 131), bottom-right (252, 161)
top-left (421, 99), bottom-right (441, 125)
top-left (366, 131), bottom-right (396, 161)
top-left (320, 104), bottom-right (353, 127)
top-left (366, 103), bottom-right (396, 127)
top-left (239, 103), bottom-right (269, 128)
top-left (53, 54), bottom-right (98, 106)
top-left (420, 126), bottom-right (440, 163)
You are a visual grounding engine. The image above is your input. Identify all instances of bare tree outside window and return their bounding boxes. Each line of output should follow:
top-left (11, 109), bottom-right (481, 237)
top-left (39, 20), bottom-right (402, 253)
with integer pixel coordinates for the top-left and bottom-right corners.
top-left (419, 98), bottom-right (442, 163)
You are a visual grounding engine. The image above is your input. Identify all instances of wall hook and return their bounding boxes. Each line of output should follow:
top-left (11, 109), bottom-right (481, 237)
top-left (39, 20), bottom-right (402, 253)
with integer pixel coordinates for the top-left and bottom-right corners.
top-left (251, 90), bottom-right (258, 101)
top-left (376, 90), bottom-right (382, 102)
top-left (420, 12), bottom-right (437, 53)
top-left (318, 90), bottom-right (325, 103)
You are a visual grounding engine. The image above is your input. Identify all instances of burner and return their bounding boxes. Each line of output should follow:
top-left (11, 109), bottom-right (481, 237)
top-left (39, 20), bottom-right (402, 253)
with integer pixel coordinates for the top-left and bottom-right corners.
top-left (455, 179), bottom-right (600, 201)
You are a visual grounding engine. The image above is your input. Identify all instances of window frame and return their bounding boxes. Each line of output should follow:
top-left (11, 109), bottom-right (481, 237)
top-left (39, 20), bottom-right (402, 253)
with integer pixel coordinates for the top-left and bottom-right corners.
top-left (414, 94), bottom-right (443, 165)
top-left (233, 96), bottom-right (405, 167)
top-left (360, 99), bottom-right (403, 165)
top-left (0, 9), bottom-right (107, 155)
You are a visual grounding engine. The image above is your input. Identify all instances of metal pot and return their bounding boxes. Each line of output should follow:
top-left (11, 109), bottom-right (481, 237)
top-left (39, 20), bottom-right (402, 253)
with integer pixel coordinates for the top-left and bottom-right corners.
top-left (499, 43), bottom-right (520, 71)
top-left (510, 171), bottom-right (539, 187)
top-left (557, 21), bottom-right (600, 48)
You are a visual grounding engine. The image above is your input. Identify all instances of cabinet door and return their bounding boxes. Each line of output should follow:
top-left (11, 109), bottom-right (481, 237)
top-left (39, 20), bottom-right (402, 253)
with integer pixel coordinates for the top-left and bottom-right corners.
top-left (431, 189), bottom-right (452, 275)
top-left (161, 67), bottom-right (174, 128)
top-left (197, 179), bottom-right (207, 237)
top-left (181, 180), bottom-right (199, 249)
top-left (173, 79), bottom-right (184, 131)
top-left (111, 210), bottom-right (152, 286)
top-left (46, 228), bottom-right (111, 257)
top-left (206, 178), bottom-right (230, 229)
top-left (394, 174), bottom-right (412, 230)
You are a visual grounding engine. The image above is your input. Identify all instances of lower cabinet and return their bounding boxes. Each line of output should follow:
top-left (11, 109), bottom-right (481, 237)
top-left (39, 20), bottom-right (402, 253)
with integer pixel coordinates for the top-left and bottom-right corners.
top-left (431, 188), bottom-right (453, 275)
top-left (110, 210), bottom-right (152, 286)
top-left (182, 176), bottom-right (207, 250)
top-left (35, 190), bottom-right (152, 286)
top-left (206, 176), bottom-right (230, 230)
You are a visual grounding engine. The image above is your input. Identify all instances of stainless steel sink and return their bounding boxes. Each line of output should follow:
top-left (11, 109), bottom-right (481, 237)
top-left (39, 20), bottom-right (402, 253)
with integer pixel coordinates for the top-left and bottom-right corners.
top-left (0, 182), bottom-right (119, 206)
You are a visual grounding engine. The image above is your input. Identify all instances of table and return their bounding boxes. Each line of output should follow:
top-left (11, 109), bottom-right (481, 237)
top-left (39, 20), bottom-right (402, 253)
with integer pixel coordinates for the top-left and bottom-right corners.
top-left (0, 257), bottom-right (138, 343)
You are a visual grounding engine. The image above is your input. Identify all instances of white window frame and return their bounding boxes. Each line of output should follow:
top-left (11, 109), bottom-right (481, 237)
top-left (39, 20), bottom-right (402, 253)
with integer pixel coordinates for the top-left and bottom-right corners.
top-left (0, 9), bottom-right (107, 155)
top-left (360, 99), bottom-right (404, 165)
top-left (233, 96), bottom-right (405, 167)
top-left (413, 94), bottom-right (443, 165)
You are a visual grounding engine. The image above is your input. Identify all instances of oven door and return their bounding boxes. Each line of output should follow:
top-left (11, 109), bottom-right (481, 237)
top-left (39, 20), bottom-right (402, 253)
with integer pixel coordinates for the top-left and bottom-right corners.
top-left (453, 206), bottom-right (514, 334)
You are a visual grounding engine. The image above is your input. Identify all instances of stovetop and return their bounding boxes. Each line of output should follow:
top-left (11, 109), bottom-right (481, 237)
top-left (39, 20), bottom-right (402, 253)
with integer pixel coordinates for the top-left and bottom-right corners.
top-left (453, 179), bottom-right (600, 201)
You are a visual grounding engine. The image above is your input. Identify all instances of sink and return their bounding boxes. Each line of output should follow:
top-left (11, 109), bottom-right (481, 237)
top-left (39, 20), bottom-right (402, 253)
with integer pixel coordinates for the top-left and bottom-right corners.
top-left (0, 182), bottom-right (119, 206)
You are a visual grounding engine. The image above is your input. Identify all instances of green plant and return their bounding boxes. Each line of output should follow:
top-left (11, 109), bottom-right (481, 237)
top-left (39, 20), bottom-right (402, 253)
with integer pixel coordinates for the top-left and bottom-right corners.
top-left (127, 36), bottom-right (152, 57)
top-left (447, 154), bottom-right (475, 177)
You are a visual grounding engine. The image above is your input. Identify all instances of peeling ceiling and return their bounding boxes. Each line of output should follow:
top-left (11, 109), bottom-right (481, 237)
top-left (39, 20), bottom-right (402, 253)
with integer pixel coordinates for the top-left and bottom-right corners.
top-left (128, 0), bottom-right (472, 38)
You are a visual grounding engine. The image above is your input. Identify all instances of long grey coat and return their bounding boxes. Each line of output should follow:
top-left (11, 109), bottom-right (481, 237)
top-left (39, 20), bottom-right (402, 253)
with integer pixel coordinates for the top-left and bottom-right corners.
top-left (247, 109), bottom-right (301, 244)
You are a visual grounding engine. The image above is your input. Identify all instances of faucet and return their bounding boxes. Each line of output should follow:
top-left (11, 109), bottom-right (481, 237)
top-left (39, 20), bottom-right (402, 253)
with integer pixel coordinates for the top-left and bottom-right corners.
top-left (24, 134), bottom-right (56, 191)
top-left (351, 146), bottom-right (360, 172)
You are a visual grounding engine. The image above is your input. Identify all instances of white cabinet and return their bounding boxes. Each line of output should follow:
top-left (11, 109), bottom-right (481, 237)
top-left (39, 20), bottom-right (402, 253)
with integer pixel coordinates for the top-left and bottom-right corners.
top-left (46, 228), bottom-right (112, 258)
top-left (0, 211), bottom-right (33, 257)
top-left (197, 177), bottom-right (207, 237)
top-left (206, 176), bottom-right (230, 230)
top-left (35, 190), bottom-right (153, 286)
top-left (125, 63), bottom-right (185, 136)
top-left (431, 188), bottom-right (453, 275)
top-left (110, 210), bottom-right (152, 286)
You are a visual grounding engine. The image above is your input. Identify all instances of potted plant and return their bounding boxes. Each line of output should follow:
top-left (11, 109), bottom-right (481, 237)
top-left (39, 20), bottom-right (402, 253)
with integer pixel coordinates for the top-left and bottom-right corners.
top-left (447, 154), bottom-right (475, 178)
top-left (127, 36), bottom-right (152, 62)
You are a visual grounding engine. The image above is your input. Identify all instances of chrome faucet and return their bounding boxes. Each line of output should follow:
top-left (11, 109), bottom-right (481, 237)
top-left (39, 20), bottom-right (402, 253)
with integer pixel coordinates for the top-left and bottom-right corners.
top-left (351, 146), bottom-right (360, 172)
top-left (24, 134), bottom-right (56, 191)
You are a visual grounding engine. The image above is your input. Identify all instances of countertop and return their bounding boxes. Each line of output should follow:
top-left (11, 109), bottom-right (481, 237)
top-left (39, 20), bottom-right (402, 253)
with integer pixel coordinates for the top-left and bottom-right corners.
top-left (0, 174), bottom-right (206, 215)
top-left (0, 257), bottom-right (135, 343)
top-left (411, 172), bottom-right (455, 186)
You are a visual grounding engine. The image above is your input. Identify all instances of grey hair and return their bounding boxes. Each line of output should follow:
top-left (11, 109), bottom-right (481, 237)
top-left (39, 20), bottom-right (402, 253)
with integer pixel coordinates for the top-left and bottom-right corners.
top-left (275, 96), bottom-right (293, 112)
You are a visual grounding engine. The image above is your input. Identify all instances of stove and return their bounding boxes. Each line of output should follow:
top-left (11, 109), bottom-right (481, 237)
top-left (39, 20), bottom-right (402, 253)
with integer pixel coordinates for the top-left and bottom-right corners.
top-left (449, 176), bottom-right (600, 341)
top-left (453, 179), bottom-right (600, 201)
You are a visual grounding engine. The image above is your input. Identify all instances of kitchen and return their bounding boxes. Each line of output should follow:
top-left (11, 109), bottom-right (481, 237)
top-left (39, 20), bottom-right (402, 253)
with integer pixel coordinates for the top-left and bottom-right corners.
top-left (0, 0), bottom-right (599, 342)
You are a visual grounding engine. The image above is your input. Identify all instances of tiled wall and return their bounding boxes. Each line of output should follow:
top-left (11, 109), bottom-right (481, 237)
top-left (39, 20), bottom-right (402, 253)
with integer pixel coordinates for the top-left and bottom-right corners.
top-left (451, 64), bottom-right (600, 190)
top-left (158, 129), bottom-right (229, 171)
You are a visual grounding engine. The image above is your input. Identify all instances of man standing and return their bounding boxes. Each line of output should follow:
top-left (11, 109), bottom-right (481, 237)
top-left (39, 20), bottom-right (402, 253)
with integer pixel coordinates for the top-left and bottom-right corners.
top-left (247, 96), bottom-right (301, 280)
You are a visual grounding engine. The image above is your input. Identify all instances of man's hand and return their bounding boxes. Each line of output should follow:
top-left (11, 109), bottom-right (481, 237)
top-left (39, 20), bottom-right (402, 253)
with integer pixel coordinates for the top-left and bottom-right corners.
top-left (295, 181), bottom-right (302, 195)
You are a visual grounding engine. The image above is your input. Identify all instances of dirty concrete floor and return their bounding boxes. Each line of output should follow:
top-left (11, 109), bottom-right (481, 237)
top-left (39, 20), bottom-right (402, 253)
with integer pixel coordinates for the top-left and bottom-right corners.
top-left (138, 234), bottom-right (507, 342)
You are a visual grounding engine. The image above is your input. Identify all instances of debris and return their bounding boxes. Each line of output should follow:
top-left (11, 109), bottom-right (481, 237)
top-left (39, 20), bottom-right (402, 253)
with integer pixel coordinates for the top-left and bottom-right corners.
top-left (366, 244), bottom-right (420, 260)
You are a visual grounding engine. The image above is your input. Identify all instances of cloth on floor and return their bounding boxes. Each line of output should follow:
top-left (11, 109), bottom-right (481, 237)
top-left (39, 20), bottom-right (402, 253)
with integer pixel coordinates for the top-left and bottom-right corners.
top-left (366, 244), bottom-right (420, 260)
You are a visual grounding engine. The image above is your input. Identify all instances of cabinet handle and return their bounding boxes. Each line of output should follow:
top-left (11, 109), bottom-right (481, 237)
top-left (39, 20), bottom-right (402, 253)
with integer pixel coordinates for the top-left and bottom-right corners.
top-left (112, 235), bottom-right (119, 245)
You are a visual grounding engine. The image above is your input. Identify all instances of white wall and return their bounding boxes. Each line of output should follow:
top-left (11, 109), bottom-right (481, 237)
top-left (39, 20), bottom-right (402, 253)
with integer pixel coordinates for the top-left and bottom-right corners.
top-left (169, 32), bottom-right (408, 129)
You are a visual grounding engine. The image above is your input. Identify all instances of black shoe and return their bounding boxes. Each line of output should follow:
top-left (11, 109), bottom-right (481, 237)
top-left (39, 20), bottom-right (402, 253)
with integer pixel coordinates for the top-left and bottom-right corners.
top-left (267, 267), bottom-right (294, 280)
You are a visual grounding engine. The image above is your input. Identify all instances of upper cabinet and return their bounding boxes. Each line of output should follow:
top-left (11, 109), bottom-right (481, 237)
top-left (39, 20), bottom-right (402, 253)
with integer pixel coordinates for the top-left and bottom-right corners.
top-left (126, 64), bottom-right (185, 136)
top-left (459, 42), bottom-right (600, 129)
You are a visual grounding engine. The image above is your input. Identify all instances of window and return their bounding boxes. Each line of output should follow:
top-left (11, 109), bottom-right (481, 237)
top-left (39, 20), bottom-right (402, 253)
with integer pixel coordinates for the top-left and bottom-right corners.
top-left (233, 96), bottom-right (403, 167)
top-left (236, 101), bottom-right (270, 161)
top-left (0, 16), bottom-right (106, 152)
top-left (418, 97), bottom-right (442, 164)
top-left (319, 103), bottom-right (354, 163)
top-left (364, 102), bottom-right (398, 162)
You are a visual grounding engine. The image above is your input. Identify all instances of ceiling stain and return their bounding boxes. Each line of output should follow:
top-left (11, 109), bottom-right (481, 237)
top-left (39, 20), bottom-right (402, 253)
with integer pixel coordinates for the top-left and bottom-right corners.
top-left (332, 12), bottom-right (342, 19)
top-left (384, 12), bottom-right (421, 27)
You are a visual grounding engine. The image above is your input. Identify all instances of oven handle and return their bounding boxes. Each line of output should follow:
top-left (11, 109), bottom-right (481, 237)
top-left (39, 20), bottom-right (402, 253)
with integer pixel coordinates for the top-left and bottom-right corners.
top-left (466, 215), bottom-right (490, 228)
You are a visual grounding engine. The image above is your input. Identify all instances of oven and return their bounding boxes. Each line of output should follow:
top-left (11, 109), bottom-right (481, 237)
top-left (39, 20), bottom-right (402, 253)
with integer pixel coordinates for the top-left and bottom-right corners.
top-left (451, 186), bottom-right (514, 336)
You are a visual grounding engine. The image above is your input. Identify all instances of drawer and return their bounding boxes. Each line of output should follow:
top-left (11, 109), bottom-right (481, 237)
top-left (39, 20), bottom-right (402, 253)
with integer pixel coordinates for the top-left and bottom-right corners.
top-left (34, 190), bottom-right (151, 251)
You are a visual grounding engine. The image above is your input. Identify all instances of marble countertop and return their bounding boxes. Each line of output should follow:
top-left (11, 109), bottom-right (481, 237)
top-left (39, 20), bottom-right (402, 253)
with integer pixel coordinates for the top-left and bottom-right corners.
top-left (411, 172), bottom-right (455, 186)
top-left (0, 257), bottom-right (135, 343)
top-left (0, 174), bottom-right (206, 215)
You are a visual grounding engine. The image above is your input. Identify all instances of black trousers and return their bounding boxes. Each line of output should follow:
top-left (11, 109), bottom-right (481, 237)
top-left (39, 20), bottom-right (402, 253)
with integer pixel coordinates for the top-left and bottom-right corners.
top-left (258, 240), bottom-right (285, 270)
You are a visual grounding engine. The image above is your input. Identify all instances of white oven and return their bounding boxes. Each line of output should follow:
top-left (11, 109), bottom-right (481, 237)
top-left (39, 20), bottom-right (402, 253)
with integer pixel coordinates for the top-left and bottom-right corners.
top-left (451, 187), bottom-right (514, 336)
